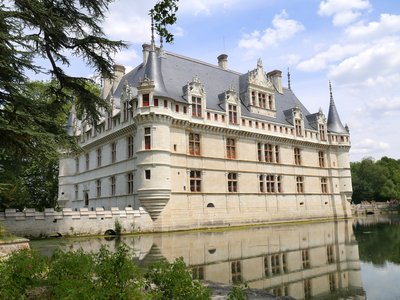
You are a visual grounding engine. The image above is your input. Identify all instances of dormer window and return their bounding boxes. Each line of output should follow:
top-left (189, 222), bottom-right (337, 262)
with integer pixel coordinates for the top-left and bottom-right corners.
top-left (319, 124), bottom-right (326, 141)
top-left (192, 96), bottom-right (202, 117)
top-left (295, 119), bottom-right (302, 136)
top-left (123, 101), bottom-right (129, 121)
top-left (229, 105), bottom-right (237, 124)
top-left (107, 110), bottom-right (112, 130)
top-left (258, 93), bottom-right (266, 108)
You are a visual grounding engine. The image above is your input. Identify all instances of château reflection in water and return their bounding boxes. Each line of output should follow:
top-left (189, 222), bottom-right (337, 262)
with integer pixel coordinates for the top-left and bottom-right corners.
top-left (32, 219), bottom-right (366, 300)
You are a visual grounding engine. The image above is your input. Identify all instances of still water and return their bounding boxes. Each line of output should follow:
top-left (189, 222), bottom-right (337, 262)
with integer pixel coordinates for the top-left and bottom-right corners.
top-left (31, 215), bottom-right (400, 300)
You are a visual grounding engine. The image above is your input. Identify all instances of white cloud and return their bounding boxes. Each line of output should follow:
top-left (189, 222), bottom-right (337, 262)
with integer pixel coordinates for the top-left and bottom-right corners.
top-left (328, 36), bottom-right (400, 84)
top-left (238, 10), bottom-right (304, 54)
top-left (345, 13), bottom-right (400, 40)
top-left (179, 0), bottom-right (244, 16)
top-left (351, 138), bottom-right (390, 155)
top-left (113, 49), bottom-right (139, 65)
top-left (318, 0), bottom-right (371, 26)
top-left (297, 43), bottom-right (366, 72)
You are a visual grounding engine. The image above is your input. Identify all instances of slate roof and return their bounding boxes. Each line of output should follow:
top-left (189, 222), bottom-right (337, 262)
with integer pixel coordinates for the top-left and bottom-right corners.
top-left (112, 46), bottom-right (346, 132)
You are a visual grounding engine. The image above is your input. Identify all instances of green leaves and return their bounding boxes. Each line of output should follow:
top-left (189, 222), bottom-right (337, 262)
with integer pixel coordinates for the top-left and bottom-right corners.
top-left (0, 243), bottom-right (210, 300)
top-left (151, 0), bottom-right (179, 43)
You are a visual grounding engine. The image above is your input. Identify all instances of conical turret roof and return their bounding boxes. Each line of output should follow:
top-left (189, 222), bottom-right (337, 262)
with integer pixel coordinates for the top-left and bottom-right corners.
top-left (327, 82), bottom-right (347, 134)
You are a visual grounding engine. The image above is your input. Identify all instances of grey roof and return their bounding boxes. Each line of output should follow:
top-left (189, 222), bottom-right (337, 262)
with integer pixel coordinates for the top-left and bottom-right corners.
top-left (112, 46), bottom-right (337, 130)
top-left (327, 86), bottom-right (347, 134)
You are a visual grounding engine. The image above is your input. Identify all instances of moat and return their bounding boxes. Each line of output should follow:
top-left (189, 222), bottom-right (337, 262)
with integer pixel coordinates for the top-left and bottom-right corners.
top-left (30, 215), bottom-right (400, 300)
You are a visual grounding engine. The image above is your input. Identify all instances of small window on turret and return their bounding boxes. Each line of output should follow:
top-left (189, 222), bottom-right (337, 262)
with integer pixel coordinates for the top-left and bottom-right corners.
top-left (143, 94), bottom-right (149, 107)
top-left (145, 170), bottom-right (151, 180)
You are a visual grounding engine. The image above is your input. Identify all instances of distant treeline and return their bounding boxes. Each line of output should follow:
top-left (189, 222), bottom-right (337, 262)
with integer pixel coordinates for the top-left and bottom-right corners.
top-left (351, 157), bottom-right (400, 203)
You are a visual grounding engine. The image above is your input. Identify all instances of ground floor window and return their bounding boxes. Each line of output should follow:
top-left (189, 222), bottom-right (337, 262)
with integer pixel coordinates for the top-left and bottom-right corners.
top-left (228, 172), bottom-right (238, 192)
top-left (190, 170), bottom-right (201, 192)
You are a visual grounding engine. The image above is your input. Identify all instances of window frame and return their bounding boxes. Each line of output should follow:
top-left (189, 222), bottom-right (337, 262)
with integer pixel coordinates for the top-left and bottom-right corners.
top-left (189, 133), bottom-right (201, 156)
top-left (227, 172), bottom-right (238, 192)
top-left (226, 138), bottom-right (236, 159)
top-left (189, 170), bottom-right (201, 192)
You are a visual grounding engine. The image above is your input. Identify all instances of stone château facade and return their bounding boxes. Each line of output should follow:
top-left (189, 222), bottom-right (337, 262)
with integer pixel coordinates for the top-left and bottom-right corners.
top-left (58, 39), bottom-right (352, 231)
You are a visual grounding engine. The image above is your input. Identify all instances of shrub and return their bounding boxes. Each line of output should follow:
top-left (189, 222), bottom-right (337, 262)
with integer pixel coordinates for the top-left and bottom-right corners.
top-left (145, 257), bottom-right (211, 299)
top-left (0, 249), bottom-right (47, 299)
top-left (228, 284), bottom-right (248, 300)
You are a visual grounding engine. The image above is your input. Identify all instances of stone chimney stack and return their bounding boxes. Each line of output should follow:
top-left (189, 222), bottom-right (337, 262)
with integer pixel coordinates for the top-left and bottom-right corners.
top-left (267, 70), bottom-right (283, 94)
top-left (112, 64), bottom-right (126, 90)
top-left (217, 54), bottom-right (228, 70)
top-left (142, 43), bottom-right (151, 64)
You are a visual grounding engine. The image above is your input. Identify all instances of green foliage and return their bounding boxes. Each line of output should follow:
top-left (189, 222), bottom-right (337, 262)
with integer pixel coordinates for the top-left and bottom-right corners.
top-left (228, 285), bottom-right (248, 300)
top-left (0, 0), bottom-right (179, 210)
top-left (47, 249), bottom-right (96, 299)
top-left (115, 218), bottom-right (122, 236)
top-left (0, 243), bottom-right (210, 300)
top-left (354, 217), bottom-right (400, 266)
top-left (351, 157), bottom-right (400, 203)
top-left (145, 257), bottom-right (211, 299)
top-left (0, 249), bottom-right (47, 299)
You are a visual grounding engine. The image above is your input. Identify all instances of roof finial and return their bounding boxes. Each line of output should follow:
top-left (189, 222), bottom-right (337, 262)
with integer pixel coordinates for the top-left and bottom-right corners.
top-left (150, 10), bottom-right (155, 49)
top-left (287, 67), bottom-right (291, 90)
top-left (329, 80), bottom-right (333, 101)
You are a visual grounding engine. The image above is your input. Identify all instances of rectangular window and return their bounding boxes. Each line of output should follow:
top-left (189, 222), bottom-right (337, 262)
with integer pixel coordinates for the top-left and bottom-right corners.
top-left (277, 175), bottom-right (282, 193)
top-left (266, 175), bottom-right (275, 193)
top-left (222, 115), bottom-right (225, 122)
top-left (183, 106), bottom-right (187, 114)
top-left (295, 119), bottom-right (302, 136)
top-left (228, 105), bottom-right (237, 124)
top-left (142, 93), bottom-right (149, 107)
top-left (329, 273), bottom-right (336, 293)
top-left (153, 98), bottom-right (159, 106)
top-left (318, 151), bottom-right (325, 167)
top-left (259, 175), bottom-right (264, 193)
top-left (228, 172), bottom-right (238, 192)
top-left (144, 127), bottom-right (151, 150)
top-left (302, 249), bottom-right (310, 269)
top-left (127, 135), bottom-right (134, 158)
top-left (259, 93), bottom-right (266, 108)
top-left (96, 148), bottom-right (102, 167)
top-left (251, 91), bottom-right (256, 105)
top-left (327, 245), bottom-right (334, 264)
top-left (111, 176), bottom-right (116, 196)
top-left (107, 111), bottom-right (112, 130)
top-left (264, 256), bottom-right (269, 277)
top-left (175, 104), bottom-right (179, 113)
top-left (257, 143), bottom-right (263, 161)
top-left (275, 145), bottom-right (280, 163)
top-left (214, 114), bottom-right (218, 121)
top-left (127, 173), bottom-right (134, 194)
top-left (111, 142), bottom-right (117, 163)
top-left (296, 176), bottom-right (304, 193)
top-left (226, 138), bottom-right (236, 159)
top-left (304, 279), bottom-right (312, 300)
top-left (123, 101), bottom-right (129, 121)
top-left (207, 112), bottom-right (210, 120)
top-left (191, 96), bottom-right (202, 117)
top-left (271, 254), bottom-right (280, 275)
top-left (294, 148), bottom-right (301, 165)
top-left (319, 124), bottom-right (326, 141)
top-left (265, 144), bottom-right (273, 163)
top-left (231, 261), bottom-right (242, 284)
top-left (75, 157), bottom-right (79, 173)
top-left (191, 267), bottom-right (204, 280)
top-left (321, 177), bottom-right (328, 194)
top-left (145, 170), bottom-right (151, 180)
top-left (96, 179), bottom-right (101, 198)
top-left (190, 170), bottom-right (201, 192)
top-left (164, 99), bottom-right (168, 108)
top-left (74, 184), bottom-right (78, 200)
top-left (268, 95), bottom-right (273, 109)
top-left (189, 133), bottom-right (201, 155)
top-left (85, 153), bottom-right (90, 170)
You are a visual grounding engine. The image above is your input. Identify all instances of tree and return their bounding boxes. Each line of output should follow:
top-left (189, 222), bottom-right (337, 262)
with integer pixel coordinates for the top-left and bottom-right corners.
top-left (0, 0), bottom-right (178, 209)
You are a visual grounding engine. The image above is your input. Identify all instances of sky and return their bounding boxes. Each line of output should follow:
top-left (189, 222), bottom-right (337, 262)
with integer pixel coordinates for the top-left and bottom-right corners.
top-left (58, 0), bottom-right (400, 162)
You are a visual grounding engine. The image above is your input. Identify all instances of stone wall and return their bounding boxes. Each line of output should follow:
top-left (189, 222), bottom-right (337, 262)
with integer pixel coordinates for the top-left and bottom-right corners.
top-left (0, 207), bottom-right (153, 238)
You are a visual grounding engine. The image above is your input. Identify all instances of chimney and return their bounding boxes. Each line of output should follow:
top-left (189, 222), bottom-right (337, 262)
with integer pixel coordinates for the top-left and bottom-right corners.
top-left (217, 54), bottom-right (228, 70)
top-left (267, 70), bottom-right (283, 94)
top-left (112, 64), bottom-right (126, 90)
top-left (142, 43), bottom-right (151, 64)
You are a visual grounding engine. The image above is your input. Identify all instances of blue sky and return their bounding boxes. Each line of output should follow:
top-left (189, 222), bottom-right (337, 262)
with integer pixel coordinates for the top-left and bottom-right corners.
top-left (50, 0), bottom-right (400, 162)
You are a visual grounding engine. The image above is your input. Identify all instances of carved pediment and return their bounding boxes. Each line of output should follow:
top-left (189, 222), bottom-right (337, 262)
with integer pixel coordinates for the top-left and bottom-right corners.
top-left (248, 59), bottom-right (273, 89)
top-left (183, 75), bottom-right (206, 97)
top-left (224, 87), bottom-right (239, 105)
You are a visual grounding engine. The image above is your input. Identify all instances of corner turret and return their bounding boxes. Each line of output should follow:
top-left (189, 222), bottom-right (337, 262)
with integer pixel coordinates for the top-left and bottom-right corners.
top-left (327, 81), bottom-right (347, 134)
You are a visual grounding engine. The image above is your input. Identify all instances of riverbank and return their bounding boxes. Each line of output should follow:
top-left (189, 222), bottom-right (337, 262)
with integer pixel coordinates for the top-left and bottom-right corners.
top-left (0, 238), bottom-right (30, 259)
top-left (351, 200), bottom-right (400, 215)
